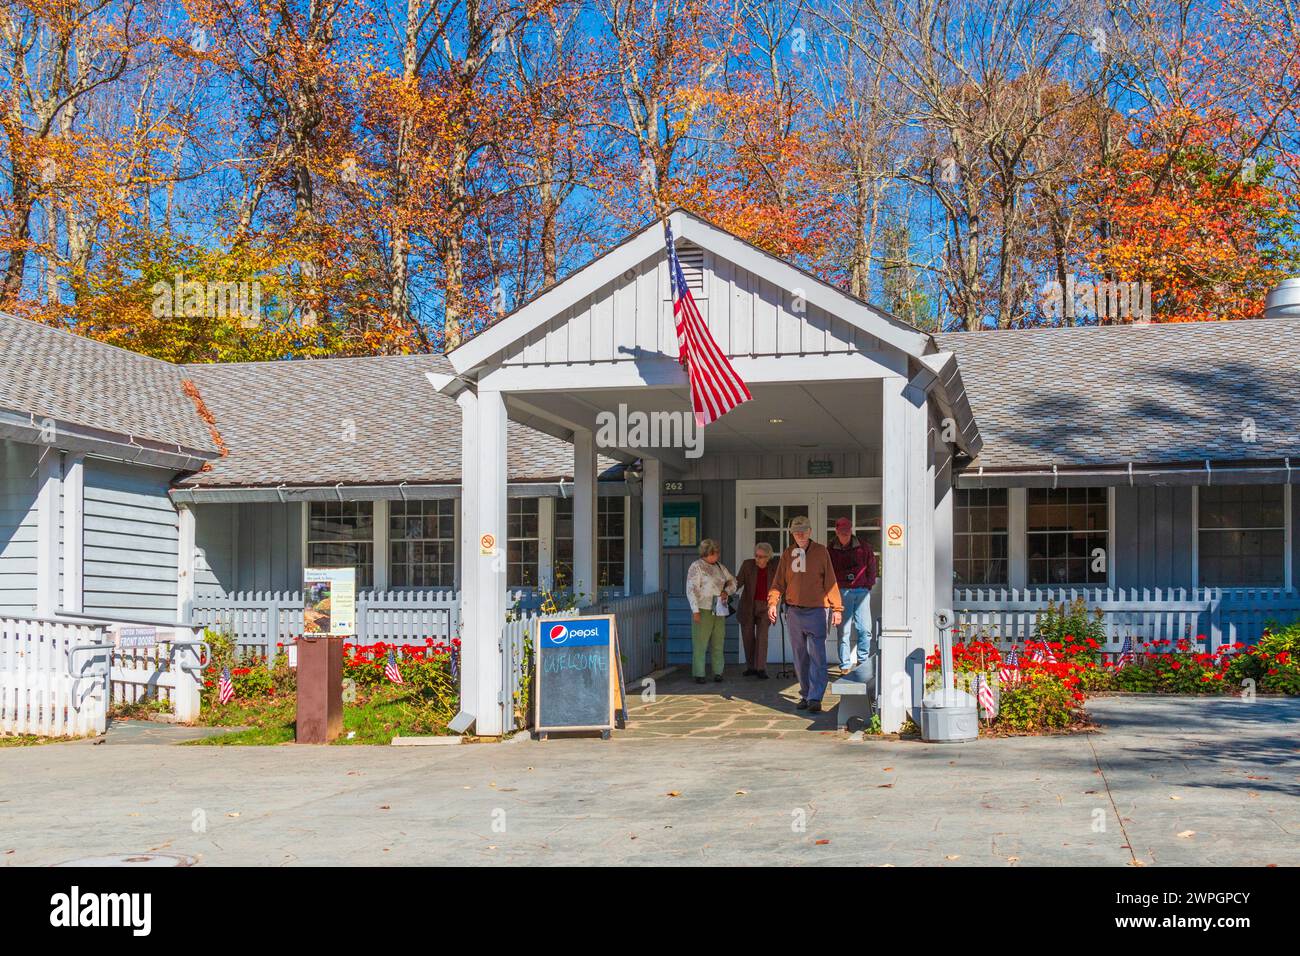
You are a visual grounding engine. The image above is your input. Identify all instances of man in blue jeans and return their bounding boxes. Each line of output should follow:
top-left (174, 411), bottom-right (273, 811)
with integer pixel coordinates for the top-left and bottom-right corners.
top-left (767, 515), bottom-right (843, 713)
top-left (828, 517), bottom-right (877, 673)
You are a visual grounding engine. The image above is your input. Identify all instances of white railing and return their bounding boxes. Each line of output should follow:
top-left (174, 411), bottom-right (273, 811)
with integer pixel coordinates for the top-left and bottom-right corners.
top-left (193, 589), bottom-right (465, 660)
top-left (191, 587), bottom-right (628, 663)
top-left (581, 590), bottom-right (668, 683)
top-left (502, 605), bottom-right (579, 733)
top-left (0, 617), bottom-right (109, 737)
top-left (952, 586), bottom-right (1300, 653)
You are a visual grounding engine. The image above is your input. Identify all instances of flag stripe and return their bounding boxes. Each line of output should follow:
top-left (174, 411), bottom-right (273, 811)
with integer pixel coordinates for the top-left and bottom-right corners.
top-left (666, 223), bottom-right (752, 426)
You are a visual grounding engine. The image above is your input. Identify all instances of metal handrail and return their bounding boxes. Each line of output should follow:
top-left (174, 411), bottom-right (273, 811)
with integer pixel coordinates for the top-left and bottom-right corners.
top-left (167, 639), bottom-right (211, 675)
top-left (66, 641), bottom-right (114, 711)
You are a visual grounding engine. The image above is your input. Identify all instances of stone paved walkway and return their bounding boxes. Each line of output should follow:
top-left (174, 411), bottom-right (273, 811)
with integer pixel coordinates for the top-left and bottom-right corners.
top-left (623, 665), bottom-right (845, 738)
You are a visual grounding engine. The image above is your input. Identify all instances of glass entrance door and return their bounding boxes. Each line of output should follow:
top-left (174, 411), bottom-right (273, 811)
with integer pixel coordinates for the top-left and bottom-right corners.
top-left (752, 501), bottom-right (811, 557)
top-left (736, 481), bottom-right (882, 667)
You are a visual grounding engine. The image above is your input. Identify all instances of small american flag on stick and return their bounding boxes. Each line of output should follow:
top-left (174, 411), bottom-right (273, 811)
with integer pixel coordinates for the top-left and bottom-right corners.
top-left (666, 222), bottom-right (752, 426)
top-left (998, 645), bottom-right (1021, 687)
top-left (973, 672), bottom-right (996, 720)
top-left (218, 666), bottom-right (235, 705)
top-left (384, 649), bottom-right (405, 685)
top-left (1117, 635), bottom-right (1135, 666)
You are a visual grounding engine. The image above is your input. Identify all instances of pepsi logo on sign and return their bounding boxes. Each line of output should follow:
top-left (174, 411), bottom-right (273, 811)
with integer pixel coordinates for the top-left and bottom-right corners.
top-left (540, 618), bottom-right (609, 648)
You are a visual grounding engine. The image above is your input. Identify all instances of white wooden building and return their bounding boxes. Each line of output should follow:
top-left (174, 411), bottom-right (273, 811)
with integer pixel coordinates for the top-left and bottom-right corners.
top-left (5, 209), bottom-right (1300, 737)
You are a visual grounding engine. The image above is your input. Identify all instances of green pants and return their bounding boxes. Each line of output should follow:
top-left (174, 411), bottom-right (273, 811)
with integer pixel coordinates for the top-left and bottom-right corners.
top-left (692, 608), bottom-right (727, 677)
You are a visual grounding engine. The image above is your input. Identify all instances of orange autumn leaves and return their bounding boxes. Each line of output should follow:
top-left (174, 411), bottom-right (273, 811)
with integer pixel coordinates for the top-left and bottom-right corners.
top-left (1092, 110), bottom-right (1297, 323)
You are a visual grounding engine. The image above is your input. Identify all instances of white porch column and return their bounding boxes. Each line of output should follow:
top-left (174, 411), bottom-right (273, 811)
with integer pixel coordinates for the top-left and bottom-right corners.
top-left (177, 502), bottom-right (196, 624)
top-left (457, 387), bottom-right (509, 736)
top-left (538, 496), bottom-right (556, 591)
top-left (879, 375), bottom-right (932, 733)
top-left (572, 427), bottom-right (598, 601)
top-left (641, 457), bottom-right (661, 594)
top-left (35, 451), bottom-right (62, 618)
top-left (63, 454), bottom-right (84, 614)
top-left (933, 451), bottom-right (954, 626)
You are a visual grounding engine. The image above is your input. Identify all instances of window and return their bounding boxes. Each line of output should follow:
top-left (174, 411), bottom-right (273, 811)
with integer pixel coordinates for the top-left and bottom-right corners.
top-left (1199, 485), bottom-right (1286, 587)
top-left (554, 497), bottom-right (573, 589)
top-left (753, 502), bottom-right (809, 556)
top-left (825, 503), bottom-right (881, 557)
top-left (954, 489), bottom-right (1009, 586)
top-left (598, 496), bottom-right (626, 589)
top-left (1026, 487), bottom-right (1108, 586)
top-left (508, 498), bottom-right (540, 587)
top-left (307, 501), bottom-right (374, 588)
top-left (390, 499), bottom-right (455, 588)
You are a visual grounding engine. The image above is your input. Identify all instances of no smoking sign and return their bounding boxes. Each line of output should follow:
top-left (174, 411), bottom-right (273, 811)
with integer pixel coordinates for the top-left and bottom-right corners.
top-left (885, 523), bottom-right (905, 547)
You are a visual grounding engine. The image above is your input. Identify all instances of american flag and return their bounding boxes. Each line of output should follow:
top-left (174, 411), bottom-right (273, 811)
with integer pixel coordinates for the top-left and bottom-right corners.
top-left (998, 646), bottom-right (1021, 686)
top-left (1117, 635), bottom-right (1135, 667)
top-left (666, 223), bottom-right (752, 426)
top-left (384, 648), bottom-right (405, 685)
top-left (1030, 641), bottom-right (1057, 664)
top-left (973, 673), bottom-right (996, 719)
top-left (218, 666), bottom-right (235, 705)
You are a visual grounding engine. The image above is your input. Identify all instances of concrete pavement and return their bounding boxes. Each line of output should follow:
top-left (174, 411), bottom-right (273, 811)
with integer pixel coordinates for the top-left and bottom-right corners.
top-left (0, 696), bottom-right (1295, 866)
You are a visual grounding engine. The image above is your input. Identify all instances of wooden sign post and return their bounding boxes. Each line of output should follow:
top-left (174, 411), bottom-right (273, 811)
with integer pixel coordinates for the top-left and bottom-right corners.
top-left (534, 614), bottom-right (625, 740)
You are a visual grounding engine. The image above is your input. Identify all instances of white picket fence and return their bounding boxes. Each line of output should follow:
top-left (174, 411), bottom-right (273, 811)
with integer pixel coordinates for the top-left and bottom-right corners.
top-left (192, 589), bottom-right (467, 660)
top-left (581, 590), bottom-right (668, 682)
top-left (0, 617), bottom-right (110, 737)
top-left (191, 587), bottom-right (632, 663)
top-left (952, 586), bottom-right (1300, 654)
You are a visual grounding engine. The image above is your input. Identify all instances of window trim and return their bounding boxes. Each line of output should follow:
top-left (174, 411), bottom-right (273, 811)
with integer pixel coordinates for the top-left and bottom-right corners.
top-left (1022, 486), bottom-right (1113, 589)
top-left (952, 487), bottom-right (1011, 588)
top-left (1192, 484), bottom-right (1292, 590)
top-left (388, 498), bottom-right (457, 590)
top-left (507, 497), bottom-right (542, 588)
top-left (303, 499), bottom-right (376, 589)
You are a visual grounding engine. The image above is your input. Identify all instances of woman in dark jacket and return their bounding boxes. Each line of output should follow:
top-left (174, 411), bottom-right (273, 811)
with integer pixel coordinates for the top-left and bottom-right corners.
top-left (736, 542), bottom-right (778, 679)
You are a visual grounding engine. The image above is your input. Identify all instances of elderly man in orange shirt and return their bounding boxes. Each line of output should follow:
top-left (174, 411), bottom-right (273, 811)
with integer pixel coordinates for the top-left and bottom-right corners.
top-left (767, 514), bottom-right (843, 712)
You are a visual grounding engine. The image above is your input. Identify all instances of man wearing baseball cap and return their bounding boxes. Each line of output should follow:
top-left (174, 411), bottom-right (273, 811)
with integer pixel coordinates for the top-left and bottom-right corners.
top-left (829, 516), bottom-right (877, 674)
top-left (767, 514), bottom-right (843, 713)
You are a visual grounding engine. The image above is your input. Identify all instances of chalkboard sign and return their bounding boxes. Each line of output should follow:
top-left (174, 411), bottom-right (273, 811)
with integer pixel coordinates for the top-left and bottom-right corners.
top-left (535, 614), bottom-right (617, 737)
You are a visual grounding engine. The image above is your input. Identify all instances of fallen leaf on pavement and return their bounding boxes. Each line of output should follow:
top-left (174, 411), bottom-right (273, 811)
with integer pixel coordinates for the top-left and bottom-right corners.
top-left (666, 791), bottom-right (680, 797)
top-left (815, 839), bottom-right (830, 845)
top-left (1177, 830), bottom-right (1196, 838)
top-left (945, 855), bottom-right (960, 861)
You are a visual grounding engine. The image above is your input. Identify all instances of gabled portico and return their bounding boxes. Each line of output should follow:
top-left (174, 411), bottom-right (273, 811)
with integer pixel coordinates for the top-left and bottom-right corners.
top-left (437, 209), bottom-right (980, 735)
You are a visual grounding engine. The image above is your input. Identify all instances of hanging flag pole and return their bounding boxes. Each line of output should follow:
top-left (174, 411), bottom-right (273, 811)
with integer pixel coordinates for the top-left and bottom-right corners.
top-left (665, 220), bottom-right (752, 426)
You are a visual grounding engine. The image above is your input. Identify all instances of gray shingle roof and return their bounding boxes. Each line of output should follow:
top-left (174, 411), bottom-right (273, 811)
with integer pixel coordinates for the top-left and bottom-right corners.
top-left (0, 313), bottom-right (217, 452)
top-left (179, 353), bottom-right (606, 487)
top-left (940, 317), bottom-right (1300, 470)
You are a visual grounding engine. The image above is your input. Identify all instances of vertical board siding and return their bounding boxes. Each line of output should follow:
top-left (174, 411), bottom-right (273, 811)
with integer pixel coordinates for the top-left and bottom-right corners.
top-left (82, 459), bottom-right (179, 622)
top-left (500, 247), bottom-right (874, 366)
top-left (192, 502), bottom-right (235, 599)
top-left (0, 441), bottom-right (38, 616)
top-left (1113, 486), bottom-right (1194, 589)
top-left (664, 478), bottom-right (738, 666)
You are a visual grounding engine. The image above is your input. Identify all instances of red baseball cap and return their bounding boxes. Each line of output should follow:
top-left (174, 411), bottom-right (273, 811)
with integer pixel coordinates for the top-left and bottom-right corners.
top-left (834, 517), bottom-right (853, 532)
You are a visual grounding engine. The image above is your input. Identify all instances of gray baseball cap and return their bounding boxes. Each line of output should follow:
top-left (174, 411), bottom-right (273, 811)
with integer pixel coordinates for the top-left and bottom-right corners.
top-left (789, 515), bottom-right (811, 533)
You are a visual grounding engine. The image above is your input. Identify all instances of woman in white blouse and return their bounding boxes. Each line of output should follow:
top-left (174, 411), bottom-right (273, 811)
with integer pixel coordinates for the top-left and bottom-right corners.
top-left (687, 538), bottom-right (737, 684)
